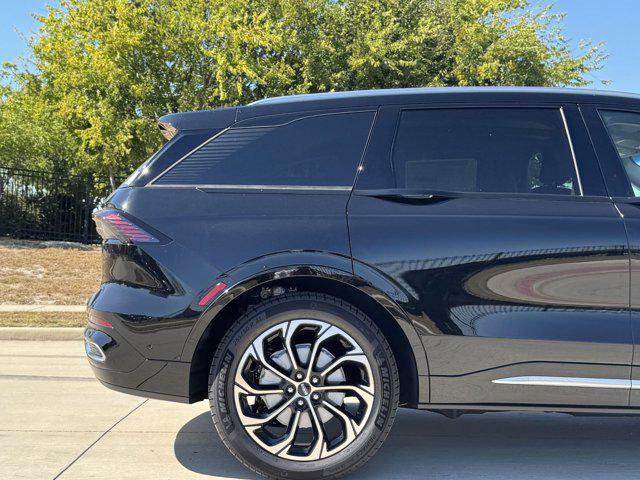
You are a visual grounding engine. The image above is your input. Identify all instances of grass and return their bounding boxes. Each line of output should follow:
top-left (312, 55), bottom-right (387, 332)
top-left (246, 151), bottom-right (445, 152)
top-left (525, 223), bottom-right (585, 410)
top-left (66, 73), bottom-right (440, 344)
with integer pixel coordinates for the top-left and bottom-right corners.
top-left (0, 238), bottom-right (100, 327)
top-left (0, 239), bottom-right (101, 305)
top-left (0, 312), bottom-right (87, 327)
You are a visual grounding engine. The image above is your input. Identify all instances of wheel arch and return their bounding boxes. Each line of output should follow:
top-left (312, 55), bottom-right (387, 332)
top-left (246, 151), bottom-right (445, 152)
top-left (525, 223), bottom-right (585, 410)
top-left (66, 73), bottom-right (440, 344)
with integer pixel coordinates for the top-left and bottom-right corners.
top-left (184, 261), bottom-right (428, 406)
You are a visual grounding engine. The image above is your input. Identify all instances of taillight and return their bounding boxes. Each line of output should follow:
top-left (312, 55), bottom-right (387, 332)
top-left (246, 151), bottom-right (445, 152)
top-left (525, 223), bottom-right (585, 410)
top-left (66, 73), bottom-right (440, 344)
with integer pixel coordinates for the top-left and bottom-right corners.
top-left (93, 209), bottom-right (160, 244)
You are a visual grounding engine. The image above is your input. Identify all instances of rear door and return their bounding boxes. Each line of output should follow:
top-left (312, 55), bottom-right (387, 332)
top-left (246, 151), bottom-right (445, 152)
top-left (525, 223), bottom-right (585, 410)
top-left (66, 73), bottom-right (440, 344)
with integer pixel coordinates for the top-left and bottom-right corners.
top-left (348, 103), bottom-right (632, 407)
top-left (584, 104), bottom-right (640, 406)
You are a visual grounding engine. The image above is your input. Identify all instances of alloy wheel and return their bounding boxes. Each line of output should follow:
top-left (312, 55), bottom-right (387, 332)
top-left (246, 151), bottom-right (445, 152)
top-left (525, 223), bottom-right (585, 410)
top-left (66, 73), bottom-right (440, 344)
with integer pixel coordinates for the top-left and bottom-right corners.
top-left (233, 319), bottom-right (375, 461)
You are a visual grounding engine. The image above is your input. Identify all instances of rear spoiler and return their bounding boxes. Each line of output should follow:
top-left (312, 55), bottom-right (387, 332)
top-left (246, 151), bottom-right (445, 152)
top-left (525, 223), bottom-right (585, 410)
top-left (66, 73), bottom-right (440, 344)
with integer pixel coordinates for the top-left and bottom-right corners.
top-left (157, 107), bottom-right (237, 140)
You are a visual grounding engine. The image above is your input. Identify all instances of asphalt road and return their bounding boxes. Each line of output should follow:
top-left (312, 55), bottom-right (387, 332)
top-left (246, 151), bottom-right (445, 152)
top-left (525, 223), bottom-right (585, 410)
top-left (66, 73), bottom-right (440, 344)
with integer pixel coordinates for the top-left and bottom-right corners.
top-left (2, 340), bottom-right (640, 480)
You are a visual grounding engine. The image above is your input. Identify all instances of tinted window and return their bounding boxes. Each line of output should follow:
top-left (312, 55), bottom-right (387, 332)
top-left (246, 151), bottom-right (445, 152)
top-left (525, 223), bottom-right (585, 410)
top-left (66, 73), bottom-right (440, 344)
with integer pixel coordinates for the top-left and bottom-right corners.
top-left (155, 111), bottom-right (374, 187)
top-left (391, 108), bottom-right (579, 195)
top-left (127, 131), bottom-right (214, 187)
top-left (600, 110), bottom-right (640, 196)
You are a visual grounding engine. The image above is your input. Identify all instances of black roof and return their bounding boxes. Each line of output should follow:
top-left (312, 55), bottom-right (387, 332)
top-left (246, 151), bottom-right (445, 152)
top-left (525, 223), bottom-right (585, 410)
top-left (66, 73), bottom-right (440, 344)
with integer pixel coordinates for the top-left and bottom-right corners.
top-left (237, 87), bottom-right (640, 121)
top-left (159, 87), bottom-right (640, 136)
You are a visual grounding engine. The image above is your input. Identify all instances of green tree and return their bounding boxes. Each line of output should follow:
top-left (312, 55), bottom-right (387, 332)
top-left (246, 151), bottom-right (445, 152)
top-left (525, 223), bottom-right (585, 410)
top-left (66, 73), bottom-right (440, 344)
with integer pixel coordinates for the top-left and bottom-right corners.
top-left (0, 64), bottom-right (82, 173)
top-left (0, 0), bottom-right (606, 183)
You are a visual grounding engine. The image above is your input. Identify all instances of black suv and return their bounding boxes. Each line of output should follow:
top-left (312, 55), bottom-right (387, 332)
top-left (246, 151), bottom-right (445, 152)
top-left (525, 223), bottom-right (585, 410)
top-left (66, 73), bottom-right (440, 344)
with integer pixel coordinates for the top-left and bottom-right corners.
top-left (86, 87), bottom-right (640, 479)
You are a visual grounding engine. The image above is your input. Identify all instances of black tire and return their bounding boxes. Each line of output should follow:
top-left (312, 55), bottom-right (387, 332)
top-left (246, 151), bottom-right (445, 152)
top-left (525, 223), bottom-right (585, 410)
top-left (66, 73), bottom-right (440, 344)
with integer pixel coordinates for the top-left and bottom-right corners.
top-left (208, 292), bottom-right (399, 480)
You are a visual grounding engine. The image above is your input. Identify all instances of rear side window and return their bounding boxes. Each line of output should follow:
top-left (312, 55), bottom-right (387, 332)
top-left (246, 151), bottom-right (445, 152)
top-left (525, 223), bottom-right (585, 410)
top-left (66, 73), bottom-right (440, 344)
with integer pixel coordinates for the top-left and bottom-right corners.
top-left (154, 111), bottom-right (374, 187)
top-left (125, 131), bottom-right (214, 187)
top-left (600, 110), bottom-right (640, 196)
top-left (391, 108), bottom-right (580, 195)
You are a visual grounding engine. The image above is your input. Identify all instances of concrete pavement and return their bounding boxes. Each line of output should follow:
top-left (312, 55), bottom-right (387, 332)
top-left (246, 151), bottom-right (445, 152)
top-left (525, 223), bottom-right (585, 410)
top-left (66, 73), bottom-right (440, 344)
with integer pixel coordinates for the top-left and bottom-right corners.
top-left (2, 340), bottom-right (640, 480)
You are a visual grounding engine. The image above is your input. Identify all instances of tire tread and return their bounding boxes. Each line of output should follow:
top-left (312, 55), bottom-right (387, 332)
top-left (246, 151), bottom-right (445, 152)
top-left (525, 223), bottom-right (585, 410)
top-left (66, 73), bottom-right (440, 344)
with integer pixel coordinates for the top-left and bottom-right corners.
top-left (208, 291), bottom-right (399, 480)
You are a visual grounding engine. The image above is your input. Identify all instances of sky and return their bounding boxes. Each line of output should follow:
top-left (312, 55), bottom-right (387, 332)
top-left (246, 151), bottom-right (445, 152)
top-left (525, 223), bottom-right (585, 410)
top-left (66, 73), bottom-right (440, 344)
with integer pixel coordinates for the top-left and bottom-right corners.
top-left (0, 0), bottom-right (639, 93)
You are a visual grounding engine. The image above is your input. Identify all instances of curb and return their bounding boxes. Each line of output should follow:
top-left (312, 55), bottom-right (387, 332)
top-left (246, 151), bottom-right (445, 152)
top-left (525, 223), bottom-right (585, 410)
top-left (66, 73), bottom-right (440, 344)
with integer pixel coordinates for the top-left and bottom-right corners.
top-left (0, 305), bottom-right (86, 313)
top-left (0, 327), bottom-right (84, 341)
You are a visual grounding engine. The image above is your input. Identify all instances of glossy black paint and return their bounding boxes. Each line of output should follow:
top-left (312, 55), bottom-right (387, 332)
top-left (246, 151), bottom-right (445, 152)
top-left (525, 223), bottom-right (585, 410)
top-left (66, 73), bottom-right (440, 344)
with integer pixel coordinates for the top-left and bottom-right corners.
top-left (349, 102), bottom-right (633, 406)
top-left (86, 88), bottom-right (640, 411)
top-left (580, 103), bottom-right (640, 406)
top-left (612, 201), bottom-right (640, 407)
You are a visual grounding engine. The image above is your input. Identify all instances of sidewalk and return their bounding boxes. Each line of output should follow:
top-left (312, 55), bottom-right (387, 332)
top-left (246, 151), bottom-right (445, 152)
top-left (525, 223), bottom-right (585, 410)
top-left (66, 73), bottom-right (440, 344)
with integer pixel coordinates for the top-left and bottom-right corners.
top-left (0, 304), bottom-right (86, 313)
top-left (1, 339), bottom-right (638, 480)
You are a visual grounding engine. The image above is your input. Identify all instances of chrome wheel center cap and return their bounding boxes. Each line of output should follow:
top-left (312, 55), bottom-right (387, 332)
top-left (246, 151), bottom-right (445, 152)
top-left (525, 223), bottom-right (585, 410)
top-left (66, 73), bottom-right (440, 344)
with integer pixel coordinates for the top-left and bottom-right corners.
top-left (298, 382), bottom-right (312, 396)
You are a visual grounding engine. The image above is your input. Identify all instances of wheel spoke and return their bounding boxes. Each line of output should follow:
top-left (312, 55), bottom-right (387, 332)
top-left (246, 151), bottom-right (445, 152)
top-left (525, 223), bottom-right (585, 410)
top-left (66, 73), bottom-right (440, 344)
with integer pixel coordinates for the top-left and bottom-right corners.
top-left (320, 353), bottom-right (370, 380)
top-left (251, 343), bottom-right (291, 383)
top-left (307, 404), bottom-right (327, 460)
top-left (250, 409), bottom-right (302, 455)
top-left (284, 320), bottom-right (303, 372)
top-left (315, 384), bottom-right (374, 406)
top-left (322, 400), bottom-right (356, 444)
top-left (305, 325), bottom-right (339, 377)
top-left (235, 374), bottom-right (283, 396)
top-left (233, 318), bottom-right (375, 461)
top-left (239, 396), bottom-right (295, 427)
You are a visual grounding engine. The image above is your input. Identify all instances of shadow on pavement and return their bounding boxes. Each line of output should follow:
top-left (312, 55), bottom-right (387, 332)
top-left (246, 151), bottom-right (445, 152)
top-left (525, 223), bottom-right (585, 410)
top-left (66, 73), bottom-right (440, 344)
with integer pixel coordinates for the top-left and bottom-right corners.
top-left (174, 408), bottom-right (640, 479)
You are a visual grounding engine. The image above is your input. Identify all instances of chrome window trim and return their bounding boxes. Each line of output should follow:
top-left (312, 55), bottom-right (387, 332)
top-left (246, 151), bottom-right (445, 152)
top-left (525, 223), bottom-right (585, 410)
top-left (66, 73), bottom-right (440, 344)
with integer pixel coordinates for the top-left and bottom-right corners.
top-left (148, 127), bottom-right (230, 185)
top-left (147, 184), bottom-right (352, 191)
top-left (560, 106), bottom-right (584, 196)
top-left (231, 110), bottom-right (375, 130)
top-left (492, 376), bottom-right (630, 389)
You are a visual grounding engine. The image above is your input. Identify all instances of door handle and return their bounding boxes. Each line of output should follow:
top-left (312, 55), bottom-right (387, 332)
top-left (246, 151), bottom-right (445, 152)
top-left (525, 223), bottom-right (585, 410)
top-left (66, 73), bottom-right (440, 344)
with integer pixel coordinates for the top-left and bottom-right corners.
top-left (355, 189), bottom-right (454, 203)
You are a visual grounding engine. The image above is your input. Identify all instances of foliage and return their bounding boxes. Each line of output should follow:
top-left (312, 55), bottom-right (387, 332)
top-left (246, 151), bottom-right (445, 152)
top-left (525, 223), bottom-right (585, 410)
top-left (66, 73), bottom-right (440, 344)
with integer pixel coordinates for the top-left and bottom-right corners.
top-left (0, 64), bottom-right (82, 173)
top-left (0, 0), bottom-right (607, 180)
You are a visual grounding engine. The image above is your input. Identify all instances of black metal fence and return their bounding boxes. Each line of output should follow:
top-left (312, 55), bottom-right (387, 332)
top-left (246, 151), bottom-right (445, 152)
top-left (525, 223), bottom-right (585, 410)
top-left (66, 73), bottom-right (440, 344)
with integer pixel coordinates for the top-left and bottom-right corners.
top-left (0, 167), bottom-right (123, 244)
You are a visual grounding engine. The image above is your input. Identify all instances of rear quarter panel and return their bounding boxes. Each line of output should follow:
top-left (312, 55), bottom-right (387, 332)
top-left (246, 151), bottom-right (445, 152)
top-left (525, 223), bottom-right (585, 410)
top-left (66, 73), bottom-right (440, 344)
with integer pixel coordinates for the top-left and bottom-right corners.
top-left (92, 186), bottom-right (353, 361)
